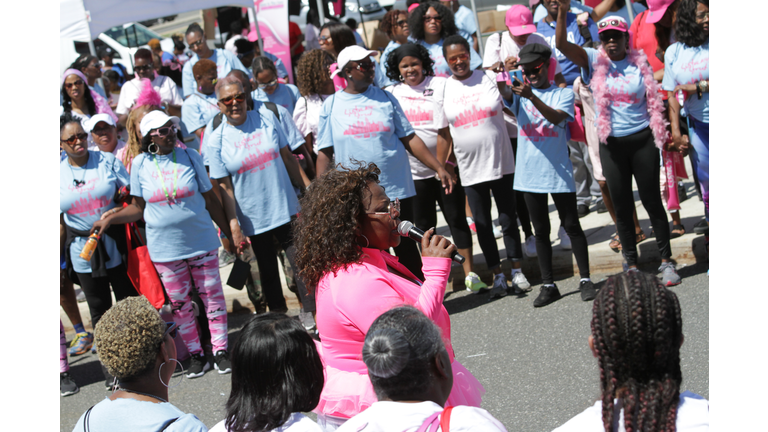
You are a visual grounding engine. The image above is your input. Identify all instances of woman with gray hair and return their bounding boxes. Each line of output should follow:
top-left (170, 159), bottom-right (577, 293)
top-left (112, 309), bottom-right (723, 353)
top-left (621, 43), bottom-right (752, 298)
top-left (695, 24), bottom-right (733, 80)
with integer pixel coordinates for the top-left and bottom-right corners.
top-left (72, 296), bottom-right (207, 432)
top-left (336, 306), bottom-right (506, 432)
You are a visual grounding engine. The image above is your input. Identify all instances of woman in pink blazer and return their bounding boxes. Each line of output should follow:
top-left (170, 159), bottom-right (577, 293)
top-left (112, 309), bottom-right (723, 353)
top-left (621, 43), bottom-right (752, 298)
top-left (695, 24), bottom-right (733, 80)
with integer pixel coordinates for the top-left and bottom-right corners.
top-left (294, 162), bottom-right (485, 430)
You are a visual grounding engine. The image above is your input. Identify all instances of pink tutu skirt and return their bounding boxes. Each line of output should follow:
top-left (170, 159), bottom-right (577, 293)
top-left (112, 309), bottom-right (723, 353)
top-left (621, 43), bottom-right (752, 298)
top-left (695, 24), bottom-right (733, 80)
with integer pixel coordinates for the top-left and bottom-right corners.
top-left (314, 360), bottom-right (485, 419)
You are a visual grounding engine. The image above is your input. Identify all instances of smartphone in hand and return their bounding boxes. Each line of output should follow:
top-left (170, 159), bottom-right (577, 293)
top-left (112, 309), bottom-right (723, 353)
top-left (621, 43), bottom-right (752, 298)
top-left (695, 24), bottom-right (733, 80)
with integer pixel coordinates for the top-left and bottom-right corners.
top-left (511, 70), bottom-right (523, 87)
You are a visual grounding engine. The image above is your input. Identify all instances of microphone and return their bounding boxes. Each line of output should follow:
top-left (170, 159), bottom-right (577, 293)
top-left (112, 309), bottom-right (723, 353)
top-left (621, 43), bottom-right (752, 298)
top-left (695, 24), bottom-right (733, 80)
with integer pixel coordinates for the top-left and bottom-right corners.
top-left (397, 220), bottom-right (465, 264)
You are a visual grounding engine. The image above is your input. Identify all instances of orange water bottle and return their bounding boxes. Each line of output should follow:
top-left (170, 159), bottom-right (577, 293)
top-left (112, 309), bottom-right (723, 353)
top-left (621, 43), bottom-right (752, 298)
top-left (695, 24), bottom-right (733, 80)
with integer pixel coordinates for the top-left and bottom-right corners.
top-left (79, 229), bottom-right (101, 261)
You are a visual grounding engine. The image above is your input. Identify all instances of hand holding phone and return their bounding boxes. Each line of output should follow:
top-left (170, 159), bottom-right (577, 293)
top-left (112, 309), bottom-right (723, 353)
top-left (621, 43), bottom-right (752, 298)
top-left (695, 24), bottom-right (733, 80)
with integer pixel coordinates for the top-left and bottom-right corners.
top-left (511, 70), bottom-right (523, 87)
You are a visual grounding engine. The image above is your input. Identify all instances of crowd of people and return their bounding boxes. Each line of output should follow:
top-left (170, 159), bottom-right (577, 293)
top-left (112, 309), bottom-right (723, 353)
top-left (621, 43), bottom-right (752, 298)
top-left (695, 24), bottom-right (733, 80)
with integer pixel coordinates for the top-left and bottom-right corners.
top-left (61, 0), bottom-right (709, 429)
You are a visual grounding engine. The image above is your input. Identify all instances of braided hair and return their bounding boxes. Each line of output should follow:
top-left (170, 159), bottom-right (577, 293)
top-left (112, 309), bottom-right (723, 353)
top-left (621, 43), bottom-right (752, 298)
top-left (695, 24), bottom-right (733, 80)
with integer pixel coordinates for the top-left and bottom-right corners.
top-left (591, 271), bottom-right (683, 432)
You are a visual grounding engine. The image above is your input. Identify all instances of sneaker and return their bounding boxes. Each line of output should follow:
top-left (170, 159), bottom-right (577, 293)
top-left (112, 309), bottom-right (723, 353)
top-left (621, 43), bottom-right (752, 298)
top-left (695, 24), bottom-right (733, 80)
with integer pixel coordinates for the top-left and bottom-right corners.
top-left (299, 309), bottom-right (317, 332)
top-left (466, 217), bottom-right (477, 234)
top-left (218, 249), bottom-right (236, 268)
top-left (186, 353), bottom-right (211, 378)
top-left (595, 200), bottom-right (608, 214)
top-left (68, 332), bottom-right (94, 356)
top-left (579, 280), bottom-right (597, 301)
top-left (488, 274), bottom-right (507, 300)
top-left (658, 262), bottom-right (681, 286)
top-left (214, 350), bottom-right (232, 374)
top-left (523, 235), bottom-right (537, 258)
top-left (510, 271), bottom-right (532, 294)
top-left (533, 285), bottom-right (562, 307)
top-left (558, 227), bottom-right (572, 250)
top-left (60, 372), bottom-right (79, 397)
top-left (464, 272), bottom-right (488, 293)
top-left (493, 224), bottom-right (503, 239)
top-left (577, 204), bottom-right (590, 218)
top-left (75, 288), bottom-right (86, 303)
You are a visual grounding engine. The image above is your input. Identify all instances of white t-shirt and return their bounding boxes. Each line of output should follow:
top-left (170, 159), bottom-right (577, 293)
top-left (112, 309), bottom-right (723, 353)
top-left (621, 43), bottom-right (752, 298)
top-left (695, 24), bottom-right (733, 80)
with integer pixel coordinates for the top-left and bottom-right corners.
top-left (434, 70), bottom-right (515, 187)
top-left (292, 93), bottom-right (330, 154)
top-left (336, 401), bottom-right (506, 432)
top-left (210, 413), bottom-right (323, 432)
top-left (552, 391), bottom-right (709, 432)
top-left (116, 75), bottom-right (183, 115)
top-left (387, 76), bottom-right (449, 180)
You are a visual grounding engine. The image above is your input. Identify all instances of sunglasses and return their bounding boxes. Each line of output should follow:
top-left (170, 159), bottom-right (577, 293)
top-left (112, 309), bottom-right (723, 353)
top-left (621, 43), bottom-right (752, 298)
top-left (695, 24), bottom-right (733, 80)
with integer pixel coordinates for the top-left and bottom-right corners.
top-left (61, 133), bottom-right (88, 145)
top-left (257, 79), bottom-right (278, 89)
top-left (318, 35), bottom-right (332, 44)
top-left (396, 19), bottom-right (409, 27)
top-left (522, 61), bottom-right (546, 76)
top-left (219, 93), bottom-right (246, 105)
top-left (188, 39), bottom-right (205, 48)
top-left (446, 53), bottom-right (469, 65)
top-left (163, 322), bottom-right (179, 339)
top-left (134, 65), bottom-right (154, 73)
top-left (424, 14), bottom-right (442, 23)
top-left (64, 80), bottom-right (84, 89)
top-left (353, 61), bottom-right (375, 72)
top-left (599, 30), bottom-right (625, 42)
top-left (598, 19), bottom-right (627, 30)
top-left (150, 126), bottom-right (177, 137)
top-left (366, 197), bottom-right (400, 219)
top-left (91, 126), bottom-right (114, 135)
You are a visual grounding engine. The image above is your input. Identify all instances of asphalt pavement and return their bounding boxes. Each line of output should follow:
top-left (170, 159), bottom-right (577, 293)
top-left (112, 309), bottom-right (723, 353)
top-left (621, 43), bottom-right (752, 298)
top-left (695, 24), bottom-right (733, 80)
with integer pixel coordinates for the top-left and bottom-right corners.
top-left (59, 266), bottom-right (708, 432)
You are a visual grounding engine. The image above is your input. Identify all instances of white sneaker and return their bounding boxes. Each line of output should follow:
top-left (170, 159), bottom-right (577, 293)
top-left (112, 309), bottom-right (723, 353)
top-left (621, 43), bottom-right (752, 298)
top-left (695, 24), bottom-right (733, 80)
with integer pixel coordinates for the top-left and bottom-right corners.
top-left (558, 226), bottom-right (572, 250)
top-left (523, 235), bottom-right (537, 258)
top-left (488, 273), bottom-right (507, 300)
top-left (464, 272), bottom-right (488, 293)
top-left (510, 271), bottom-right (532, 293)
top-left (493, 224), bottom-right (503, 239)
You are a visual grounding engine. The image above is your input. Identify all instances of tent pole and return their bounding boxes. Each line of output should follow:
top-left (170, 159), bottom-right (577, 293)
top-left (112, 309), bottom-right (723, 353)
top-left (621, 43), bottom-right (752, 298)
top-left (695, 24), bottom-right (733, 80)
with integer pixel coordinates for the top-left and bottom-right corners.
top-left (316, 0), bottom-right (327, 26)
top-left (249, 7), bottom-right (265, 54)
top-left (626, 1), bottom-right (635, 24)
top-left (469, 0), bottom-right (483, 54)
top-left (355, 0), bottom-right (370, 47)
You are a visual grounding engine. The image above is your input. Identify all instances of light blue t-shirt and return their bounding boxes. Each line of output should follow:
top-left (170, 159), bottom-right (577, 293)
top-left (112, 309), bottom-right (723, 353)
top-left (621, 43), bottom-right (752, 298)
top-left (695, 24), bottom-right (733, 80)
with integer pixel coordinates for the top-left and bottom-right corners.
top-left (264, 51), bottom-right (289, 79)
top-left (506, 86), bottom-right (576, 193)
top-left (205, 110), bottom-right (298, 237)
top-left (182, 49), bottom-right (251, 97)
top-left (130, 148), bottom-right (221, 262)
top-left (60, 151), bottom-right (129, 273)
top-left (317, 85), bottom-right (416, 199)
top-left (536, 13), bottom-right (599, 85)
top-left (251, 83), bottom-right (301, 115)
top-left (72, 397), bottom-right (207, 432)
top-left (181, 91), bottom-right (220, 151)
top-left (581, 47), bottom-right (651, 137)
top-left (414, 38), bottom-right (483, 78)
top-left (376, 40), bottom-right (402, 88)
top-left (662, 42), bottom-right (709, 123)
top-left (454, 5), bottom-right (478, 36)
top-left (534, 1), bottom-right (593, 23)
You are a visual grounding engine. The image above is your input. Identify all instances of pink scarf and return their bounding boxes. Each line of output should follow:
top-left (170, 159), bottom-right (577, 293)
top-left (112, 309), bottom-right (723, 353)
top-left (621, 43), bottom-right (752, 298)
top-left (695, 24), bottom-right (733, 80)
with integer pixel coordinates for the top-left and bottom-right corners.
top-left (61, 69), bottom-right (119, 124)
top-left (588, 48), bottom-right (669, 149)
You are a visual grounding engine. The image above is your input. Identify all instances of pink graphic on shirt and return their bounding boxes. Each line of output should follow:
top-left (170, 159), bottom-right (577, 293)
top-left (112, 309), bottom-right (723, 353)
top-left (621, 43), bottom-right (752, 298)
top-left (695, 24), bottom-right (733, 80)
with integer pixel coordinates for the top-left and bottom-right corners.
top-left (404, 105), bottom-right (433, 126)
top-left (234, 131), bottom-right (265, 149)
top-left (67, 177), bottom-right (101, 193)
top-left (610, 87), bottom-right (642, 107)
top-left (681, 58), bottom-right (709, 74)
top-left (453, 106), bottom-right (497, 128)
top-left (151, 167), bottom-right (187, 182)
top-left (237, 150), bottom-right (279, 174)
top-left (345, 106), bottom-right (374, 118)
top-left (520, 123), bottom-right (560, 142)
top-left (343, 118), bottom-right (391, 136)
top-left (147, 186), bottom-right (196, 205)
top-left (67, 192), bottom-right (111, 217)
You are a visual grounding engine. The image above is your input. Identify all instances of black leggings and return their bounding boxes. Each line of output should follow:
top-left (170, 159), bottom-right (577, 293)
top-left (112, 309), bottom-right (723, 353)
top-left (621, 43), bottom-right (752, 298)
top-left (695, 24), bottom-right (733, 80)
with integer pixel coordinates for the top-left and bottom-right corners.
top-left (524, 192), bottom-right (590, 284)
top-left (600, 127), bottom-right (671, 266)
top-left (464, 174), bottom-right (522, 269)
top-left (76, 263), bottom-right (138, 329)
top-left (412, 174), bottom-right (472, 250)
top-left (510, 139), bottom-right (534, 238)
top-left (249, 221), bottom-right (315, 313)
top-left (392, 196), bottom-right (424, 280)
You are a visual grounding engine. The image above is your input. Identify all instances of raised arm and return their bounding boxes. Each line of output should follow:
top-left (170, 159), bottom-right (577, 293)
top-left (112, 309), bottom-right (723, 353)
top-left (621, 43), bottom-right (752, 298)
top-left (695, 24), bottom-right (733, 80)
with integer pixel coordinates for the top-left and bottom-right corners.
top-left (555, 0), bottom-right (590, 70)
top-left (589, 0), bottom-right (617, 22)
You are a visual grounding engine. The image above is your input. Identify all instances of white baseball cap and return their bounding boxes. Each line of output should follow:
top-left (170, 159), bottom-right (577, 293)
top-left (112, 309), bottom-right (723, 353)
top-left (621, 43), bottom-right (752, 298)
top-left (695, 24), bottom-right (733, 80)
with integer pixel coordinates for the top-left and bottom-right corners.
top-left (83, 113), bottom-right (116, 133)
top-left (331, 45), bottom-right (378, 78)
top-left (139, 110), bottom-right (180, 137)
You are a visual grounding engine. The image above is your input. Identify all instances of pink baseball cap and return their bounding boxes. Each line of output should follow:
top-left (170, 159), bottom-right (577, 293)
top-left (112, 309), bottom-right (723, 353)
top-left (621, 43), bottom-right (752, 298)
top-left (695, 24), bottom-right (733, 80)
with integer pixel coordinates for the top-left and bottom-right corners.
top-left (408, 3), bottom-right (420, 13)
top-left (646, 0), bottom-right (676, 24)
top-left (505, 5), bottom-right (536, 36)
top-left (597, 16), bottom-right (629, 33)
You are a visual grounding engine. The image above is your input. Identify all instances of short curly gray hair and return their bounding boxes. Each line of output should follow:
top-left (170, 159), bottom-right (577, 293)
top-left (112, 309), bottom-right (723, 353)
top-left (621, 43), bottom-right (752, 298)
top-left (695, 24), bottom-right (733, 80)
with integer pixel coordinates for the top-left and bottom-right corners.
top-left (95, 296), bottom-right (166, 382)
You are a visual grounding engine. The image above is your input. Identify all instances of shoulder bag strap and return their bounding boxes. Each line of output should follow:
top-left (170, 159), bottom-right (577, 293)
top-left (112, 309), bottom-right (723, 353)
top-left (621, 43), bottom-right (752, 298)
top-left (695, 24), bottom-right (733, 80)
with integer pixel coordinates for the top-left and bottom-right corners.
top-left (264, 101), bottom-right (281, 121)
top-left (83, 405), bottom-right (95, 432)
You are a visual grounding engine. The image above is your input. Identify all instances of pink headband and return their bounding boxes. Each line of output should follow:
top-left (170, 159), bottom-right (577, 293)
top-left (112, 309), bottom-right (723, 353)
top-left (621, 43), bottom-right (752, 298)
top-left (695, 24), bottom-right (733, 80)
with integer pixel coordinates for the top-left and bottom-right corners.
top-left (61, 68), bottom-right (89, 86)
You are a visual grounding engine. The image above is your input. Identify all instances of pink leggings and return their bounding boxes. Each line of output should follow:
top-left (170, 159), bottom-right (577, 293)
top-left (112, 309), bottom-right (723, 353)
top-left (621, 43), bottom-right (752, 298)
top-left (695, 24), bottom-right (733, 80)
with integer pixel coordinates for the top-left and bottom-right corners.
top-left (60, 320), bottom-right (69, 373)
top-left (154, 250), bottom-right (228, 355)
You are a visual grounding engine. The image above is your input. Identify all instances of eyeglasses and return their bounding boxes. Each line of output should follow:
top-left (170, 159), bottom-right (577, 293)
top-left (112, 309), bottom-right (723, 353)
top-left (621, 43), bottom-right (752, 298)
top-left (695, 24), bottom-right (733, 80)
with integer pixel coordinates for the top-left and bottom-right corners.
top-left (522, 61), bottom-right (546, 76)
top-left (695, 11), bottom-right (709, 20)
top-left (424, 14), bottom-right (442, 23)
top-left (597, 19), bottom-right (627, 30)
top-left (257, 79), bottom-right (278, 89)
top-left (163, 322), bottom-right (179, 340)
top-left (92, 126), bottom-right (114, 135)
top-left (599, 30), bottom-right (625, 42)
top-left (318, 35), bottom-right (332, 44)
top-left (353, 61), bottom-right (375, 72)
top-left (396, 19), bottom-right (408, 27)
top-left (366, 197), bottom-right (400, 219)
top-left (134, 64), bottom-right (154, 73)
top-left (61, 133), bottom-right (88, 145)
top-left (64, 80), bottom-right (84, 89)
top-left (150, 126), bottom-right (177, 137)
top-left (188, 39), bottom-right (205, 48)
top-left (446, 53), bottom-right (469, 65)
top-left (219, 93), bottom-right (246, 105)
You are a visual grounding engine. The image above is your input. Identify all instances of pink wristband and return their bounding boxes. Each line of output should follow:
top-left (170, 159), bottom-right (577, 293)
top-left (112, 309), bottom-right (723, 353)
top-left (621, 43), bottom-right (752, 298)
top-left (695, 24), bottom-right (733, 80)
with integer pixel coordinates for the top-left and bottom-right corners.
top-left (445, 160), bottom-right (457, 167)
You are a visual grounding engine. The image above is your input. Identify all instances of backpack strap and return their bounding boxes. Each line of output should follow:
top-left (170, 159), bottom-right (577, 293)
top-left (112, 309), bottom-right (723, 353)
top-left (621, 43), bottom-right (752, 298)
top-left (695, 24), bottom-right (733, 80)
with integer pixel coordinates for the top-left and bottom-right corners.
top-left (264, 101), bottom-right (280, 121)
top-left (83, 405), bottom-right (95, 432)
top-left (212, 112), bottom-right (224, 131)
top-left (158, 417), bottom-right (180, 431)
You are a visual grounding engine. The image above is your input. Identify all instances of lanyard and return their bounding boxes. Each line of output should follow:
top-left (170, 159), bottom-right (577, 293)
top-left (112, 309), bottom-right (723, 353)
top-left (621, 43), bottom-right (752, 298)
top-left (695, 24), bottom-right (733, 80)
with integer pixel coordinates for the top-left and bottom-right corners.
top-left (152, 148), bottom-right (178, 203)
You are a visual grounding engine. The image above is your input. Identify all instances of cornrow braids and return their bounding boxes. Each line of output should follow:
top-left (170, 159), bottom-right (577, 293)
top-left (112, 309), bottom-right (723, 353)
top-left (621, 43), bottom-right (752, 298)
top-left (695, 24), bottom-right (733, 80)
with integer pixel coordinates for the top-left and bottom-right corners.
top-left (591, 271), bottom-right (683, 432)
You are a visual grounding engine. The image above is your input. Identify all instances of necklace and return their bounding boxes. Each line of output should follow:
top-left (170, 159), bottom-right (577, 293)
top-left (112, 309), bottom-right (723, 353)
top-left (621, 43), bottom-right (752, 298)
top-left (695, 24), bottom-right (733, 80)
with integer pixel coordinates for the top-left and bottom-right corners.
top-left (67, 155), bottom-right (88, 188)
top-left (152, 147), bottom-right (179, 203)
top-left (118, 387), bottom-right (168, 403)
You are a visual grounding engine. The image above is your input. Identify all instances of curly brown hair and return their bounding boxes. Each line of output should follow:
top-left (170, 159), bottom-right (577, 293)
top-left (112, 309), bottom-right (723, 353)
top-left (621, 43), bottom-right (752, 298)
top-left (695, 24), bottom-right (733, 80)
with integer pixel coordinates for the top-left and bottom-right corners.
top-left (294, 161), bottom-right (381, 288)
top-left (296, 49), bottom-right (335, 97)
top-left (380, 9), bottom-right (407, 38)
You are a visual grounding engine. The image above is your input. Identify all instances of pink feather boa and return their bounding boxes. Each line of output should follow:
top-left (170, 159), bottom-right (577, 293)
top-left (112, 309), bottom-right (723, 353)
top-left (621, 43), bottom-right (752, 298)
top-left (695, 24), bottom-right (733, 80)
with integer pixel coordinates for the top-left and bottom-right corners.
top-left (133, 78), bottom-right (162, 109)
top-left (589, 47), bottom-right (669, 149)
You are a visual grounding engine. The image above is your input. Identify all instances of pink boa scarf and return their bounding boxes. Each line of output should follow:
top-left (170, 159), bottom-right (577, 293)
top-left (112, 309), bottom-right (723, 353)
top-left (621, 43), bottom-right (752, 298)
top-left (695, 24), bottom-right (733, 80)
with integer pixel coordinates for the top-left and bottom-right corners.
top-left (588, 48), bottom-right (669, 149)
top-left (134, 78), bottom-right (162, 109)
top-left (61, 68), bottom-right (119, 124)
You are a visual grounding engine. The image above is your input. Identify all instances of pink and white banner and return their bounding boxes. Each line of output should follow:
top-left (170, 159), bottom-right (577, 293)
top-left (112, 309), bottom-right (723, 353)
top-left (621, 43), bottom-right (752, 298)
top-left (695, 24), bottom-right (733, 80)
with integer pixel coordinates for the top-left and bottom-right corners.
top-left (251, 0), bottom-right (293, 83)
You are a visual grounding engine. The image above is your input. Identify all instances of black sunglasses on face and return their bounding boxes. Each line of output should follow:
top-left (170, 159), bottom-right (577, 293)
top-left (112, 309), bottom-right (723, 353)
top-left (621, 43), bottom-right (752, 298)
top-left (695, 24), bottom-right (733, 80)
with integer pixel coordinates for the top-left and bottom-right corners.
top-left (135, 65), bottom-right (154, 72)
top-left (353, 61), bottom-right (375, 72)
top-left (61, 133), bottom-right (88, 145)
top-left (522, 61), bottom-right (546, 76)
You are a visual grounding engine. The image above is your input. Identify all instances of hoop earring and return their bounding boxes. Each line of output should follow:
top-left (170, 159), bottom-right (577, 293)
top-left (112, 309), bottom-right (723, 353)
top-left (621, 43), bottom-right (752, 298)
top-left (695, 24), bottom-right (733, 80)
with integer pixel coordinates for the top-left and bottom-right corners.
top-left (159, 358), bottom-right (183, 389)
top-left (357, 234), bottom-right (370, 248)
top-left (399, 74), bottom-right (403, 81)
top-left (148, 142), bottom-right (159, 155)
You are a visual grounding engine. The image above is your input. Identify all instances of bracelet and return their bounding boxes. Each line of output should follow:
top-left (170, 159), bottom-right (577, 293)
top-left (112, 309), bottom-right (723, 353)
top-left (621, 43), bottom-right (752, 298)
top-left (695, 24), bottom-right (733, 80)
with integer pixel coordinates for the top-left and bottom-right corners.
top-left (445, 160), bottom-right (457, 167)
top-left (699, 80), bottom-right (709, 93)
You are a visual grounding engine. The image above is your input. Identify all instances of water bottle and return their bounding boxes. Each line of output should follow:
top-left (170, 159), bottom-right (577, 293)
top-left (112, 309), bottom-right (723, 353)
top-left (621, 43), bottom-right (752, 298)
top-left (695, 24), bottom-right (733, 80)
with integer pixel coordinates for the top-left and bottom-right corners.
top-left (79, 229), bottom-right (101, 261)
